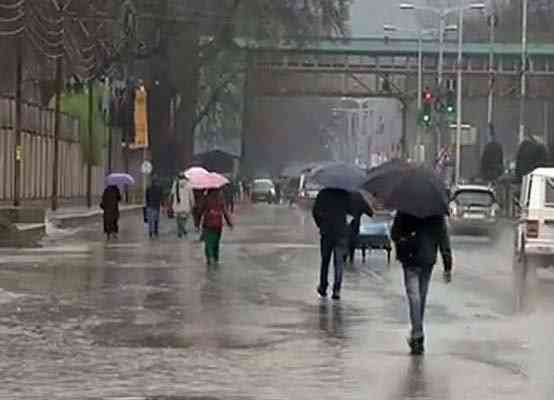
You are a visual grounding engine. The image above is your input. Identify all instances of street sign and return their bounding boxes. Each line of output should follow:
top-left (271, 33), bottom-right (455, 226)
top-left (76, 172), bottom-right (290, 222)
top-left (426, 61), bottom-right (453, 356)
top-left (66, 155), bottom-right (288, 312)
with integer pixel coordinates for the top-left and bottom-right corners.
top-left (141, 160), bottom-right (152, 175)
top-left (449, 124), bottom-right (477, 146)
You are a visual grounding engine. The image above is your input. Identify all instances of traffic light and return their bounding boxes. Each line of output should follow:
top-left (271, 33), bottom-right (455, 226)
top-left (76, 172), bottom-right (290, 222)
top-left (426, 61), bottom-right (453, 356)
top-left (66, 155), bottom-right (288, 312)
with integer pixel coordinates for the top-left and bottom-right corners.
top-left (446, 89), bottom-right (456, 115)
top-left (420, 89), bottom-right (433, 127)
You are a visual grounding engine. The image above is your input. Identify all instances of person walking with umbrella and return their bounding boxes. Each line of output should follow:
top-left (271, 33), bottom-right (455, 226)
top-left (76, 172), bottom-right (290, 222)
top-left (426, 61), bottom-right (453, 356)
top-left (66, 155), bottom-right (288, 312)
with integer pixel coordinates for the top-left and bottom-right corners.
top-left (346, 191), bottom-right (374, 264)
top-left (101, 173), bottom-right (133, 240)
top-left (309, 162), bottom-right (368, 300)
top-left (101, 184), bottom-right (122, 241)
top-left (312, 189), bottom-right (350, 300)
top-left (198, 189), bottom-right (233, 265)
top-left (171, 172), bottom-right (195, 238)
top-left (364, 160), bottom-right (453, 355)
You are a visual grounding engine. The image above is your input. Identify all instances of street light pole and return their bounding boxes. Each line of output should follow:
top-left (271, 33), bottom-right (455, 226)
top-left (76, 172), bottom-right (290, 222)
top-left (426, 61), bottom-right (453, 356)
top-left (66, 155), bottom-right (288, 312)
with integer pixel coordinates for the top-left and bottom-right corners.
top-left (487, 13), bottom-right (496, 128)
top-left (416, 34), bottom-right (423, 153)
top-left (437, 13), bottom-right (445, 90)
top-left (399, 2), bottom-right (485, 161)
top-left (455, 8), bottom-right (464, 185)
top-left (519, 0), bottom-right (528, 143)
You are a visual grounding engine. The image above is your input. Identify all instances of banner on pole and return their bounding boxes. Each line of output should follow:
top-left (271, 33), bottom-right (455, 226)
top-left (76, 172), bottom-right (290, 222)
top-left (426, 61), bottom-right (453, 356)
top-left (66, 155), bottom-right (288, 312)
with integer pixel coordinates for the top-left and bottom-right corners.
top-left (131, 86), bottom-right (148, 149)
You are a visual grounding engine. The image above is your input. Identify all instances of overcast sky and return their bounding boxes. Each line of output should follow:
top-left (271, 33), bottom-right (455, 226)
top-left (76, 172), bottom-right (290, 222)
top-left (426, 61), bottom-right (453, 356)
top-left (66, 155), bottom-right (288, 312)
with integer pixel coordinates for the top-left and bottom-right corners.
top-left (349, 0), bottom-right (419, 36)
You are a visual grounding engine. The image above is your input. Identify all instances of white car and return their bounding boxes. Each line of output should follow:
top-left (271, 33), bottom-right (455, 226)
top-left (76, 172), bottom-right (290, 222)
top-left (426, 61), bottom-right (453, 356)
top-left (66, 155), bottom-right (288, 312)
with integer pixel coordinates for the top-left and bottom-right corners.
top-left (251, 179), bottom-right (276, 203)
top-left (448, 184), bottom-right (500, 236)
top-left (515, 168), bottom-right (554, 267)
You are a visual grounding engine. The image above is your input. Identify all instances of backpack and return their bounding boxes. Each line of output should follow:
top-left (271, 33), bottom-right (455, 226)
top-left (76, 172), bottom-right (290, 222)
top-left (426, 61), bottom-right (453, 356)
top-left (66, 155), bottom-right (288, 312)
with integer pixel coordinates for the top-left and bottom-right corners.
top-left (204, 206), bottom-right (223, 229)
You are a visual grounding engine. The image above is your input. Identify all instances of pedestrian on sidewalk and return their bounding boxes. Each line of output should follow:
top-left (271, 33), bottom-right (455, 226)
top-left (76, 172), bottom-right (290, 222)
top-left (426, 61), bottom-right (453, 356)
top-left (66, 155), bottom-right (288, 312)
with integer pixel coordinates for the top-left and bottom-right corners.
top-left (171, 173), bottom-right (195, 238)
top-left (100, 184), bottom-right (121, 240)
top-left (198, 189), bottom-right (233, 265)
top-left (223, 182), bottom-right (235, 214)
top-left (192, 189), bottom-right (206, 231)
top-left (346, 192), bottom-right (374, 264)
top-left (145, 176), bottom-right (163, 238)
top-left (312, 188), bottom-right (349, 300)
top-left (391, 212), bottom-right (452, 355)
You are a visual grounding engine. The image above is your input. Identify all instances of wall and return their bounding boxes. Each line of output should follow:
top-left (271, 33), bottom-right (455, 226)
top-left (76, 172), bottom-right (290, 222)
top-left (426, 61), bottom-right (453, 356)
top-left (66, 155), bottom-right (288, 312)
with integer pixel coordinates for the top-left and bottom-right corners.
top-left (0, 97), bottom-right (118, 202)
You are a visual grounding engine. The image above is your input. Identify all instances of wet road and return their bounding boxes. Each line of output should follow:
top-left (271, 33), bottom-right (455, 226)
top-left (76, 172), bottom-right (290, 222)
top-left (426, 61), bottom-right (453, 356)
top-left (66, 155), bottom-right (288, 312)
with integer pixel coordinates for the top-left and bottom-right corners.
top-left (1, 204), bottom-right (554, 399)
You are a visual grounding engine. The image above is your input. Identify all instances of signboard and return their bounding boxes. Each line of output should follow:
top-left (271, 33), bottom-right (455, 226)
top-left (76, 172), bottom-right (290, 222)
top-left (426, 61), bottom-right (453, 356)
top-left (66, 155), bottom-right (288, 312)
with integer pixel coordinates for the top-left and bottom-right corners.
top-left (449, 124), bottom-right (477, 146)
top-left (131, 86), bottom-right (149, 149)
top-left (141, 160), bottom-right (152, 175)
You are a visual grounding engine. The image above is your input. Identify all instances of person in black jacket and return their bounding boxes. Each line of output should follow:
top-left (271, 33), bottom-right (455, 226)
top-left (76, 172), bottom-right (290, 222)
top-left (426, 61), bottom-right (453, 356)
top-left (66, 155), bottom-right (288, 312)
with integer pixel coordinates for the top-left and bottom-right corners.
top-left (391, 211), bottom-right (453, 355)
top-left (145, 177), bottom-right (163, 238)
top-left (346, 192), bottom-right (374, 264)
top-left (312, 189), bottom-right (350, 300)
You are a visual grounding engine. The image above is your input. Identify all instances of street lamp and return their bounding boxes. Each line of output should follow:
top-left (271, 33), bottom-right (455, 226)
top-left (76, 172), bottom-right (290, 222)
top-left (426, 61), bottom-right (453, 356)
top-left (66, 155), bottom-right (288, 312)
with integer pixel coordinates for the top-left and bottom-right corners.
top-left (383, 23), bottom-right (456, 160)
top-left (400, 2), bottom-right (485, 183)
top-left (399, 2), bottom-right (483, 88)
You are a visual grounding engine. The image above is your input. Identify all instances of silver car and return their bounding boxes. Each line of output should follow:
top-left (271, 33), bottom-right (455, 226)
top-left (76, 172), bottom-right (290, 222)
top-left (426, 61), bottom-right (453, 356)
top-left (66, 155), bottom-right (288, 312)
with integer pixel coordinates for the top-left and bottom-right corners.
top-left (448, 184), bottom-right (500, 236)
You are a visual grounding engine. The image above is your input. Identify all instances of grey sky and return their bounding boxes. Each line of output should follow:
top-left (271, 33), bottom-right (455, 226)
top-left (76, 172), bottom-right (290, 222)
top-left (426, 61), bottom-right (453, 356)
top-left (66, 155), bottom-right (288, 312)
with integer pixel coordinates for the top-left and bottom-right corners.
top-left (349, 0), bottom-right (418, 37)
top-left (349, 0), bottom-right (496, 37)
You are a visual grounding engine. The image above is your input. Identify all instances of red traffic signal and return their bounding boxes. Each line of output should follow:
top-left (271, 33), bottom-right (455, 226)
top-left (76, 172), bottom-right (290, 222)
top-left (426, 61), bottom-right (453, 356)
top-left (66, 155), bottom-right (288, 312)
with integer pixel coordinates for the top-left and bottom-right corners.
top-left (423, 90), bottom-right (433, 104)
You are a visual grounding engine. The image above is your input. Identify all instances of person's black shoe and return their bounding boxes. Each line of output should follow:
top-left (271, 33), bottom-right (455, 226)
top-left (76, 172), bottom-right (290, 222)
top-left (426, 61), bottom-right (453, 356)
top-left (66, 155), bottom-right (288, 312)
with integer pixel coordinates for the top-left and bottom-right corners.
top-left (332, 291), bottom-right (341, 300)
top-left (317, 286), bottom-right (327, 298)
top-left (407, 337), bottom-right (425, 355)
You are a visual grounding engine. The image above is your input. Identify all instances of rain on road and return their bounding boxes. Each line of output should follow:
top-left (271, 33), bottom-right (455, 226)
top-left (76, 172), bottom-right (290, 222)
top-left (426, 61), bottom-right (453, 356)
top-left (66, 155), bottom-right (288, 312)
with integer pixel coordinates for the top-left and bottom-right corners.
top-left (0, 204), bottom-right (553, 399)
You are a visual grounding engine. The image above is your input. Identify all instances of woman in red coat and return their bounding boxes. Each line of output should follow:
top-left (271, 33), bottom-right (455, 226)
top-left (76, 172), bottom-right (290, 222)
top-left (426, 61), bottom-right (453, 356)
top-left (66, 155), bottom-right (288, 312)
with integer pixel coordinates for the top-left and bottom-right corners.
top-left (198, 189), bottom-right (233, 265)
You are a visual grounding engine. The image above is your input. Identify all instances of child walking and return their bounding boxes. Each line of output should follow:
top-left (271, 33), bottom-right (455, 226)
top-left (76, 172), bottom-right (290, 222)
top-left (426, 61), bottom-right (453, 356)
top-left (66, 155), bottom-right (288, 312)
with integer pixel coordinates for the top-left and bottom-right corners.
top-left (198, 189), bottom-right (233, 265)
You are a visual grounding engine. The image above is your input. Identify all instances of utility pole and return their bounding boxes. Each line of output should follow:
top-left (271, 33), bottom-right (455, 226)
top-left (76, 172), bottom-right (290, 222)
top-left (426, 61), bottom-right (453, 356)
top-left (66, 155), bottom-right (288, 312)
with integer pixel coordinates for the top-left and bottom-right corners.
top-left (86, 79), bottom-right (93, 208)
top-left (487, 13), bottom-right (496, 129)
top-left (417, 34), bottom-right (423, 150)
top-left (13, 38), bottom-right (22, 207)
top-left (51, 56), bottom-right (63, 210)
top-left (455, 9), bottom-right (464, 185)
top-left (519, 0), bottom-right (528, 143)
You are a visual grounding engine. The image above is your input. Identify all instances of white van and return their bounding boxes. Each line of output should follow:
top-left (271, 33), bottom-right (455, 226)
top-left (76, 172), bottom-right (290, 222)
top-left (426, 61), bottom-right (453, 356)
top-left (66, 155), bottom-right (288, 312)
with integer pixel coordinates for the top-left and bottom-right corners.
top-left (515, 168), bottom-right (554, 266)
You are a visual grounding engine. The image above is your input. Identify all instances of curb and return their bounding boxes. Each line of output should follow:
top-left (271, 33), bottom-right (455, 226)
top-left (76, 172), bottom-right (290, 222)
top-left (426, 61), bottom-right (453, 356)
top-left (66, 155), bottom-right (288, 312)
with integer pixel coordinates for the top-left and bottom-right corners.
top-left (48, 205), bottom-right (143, 229)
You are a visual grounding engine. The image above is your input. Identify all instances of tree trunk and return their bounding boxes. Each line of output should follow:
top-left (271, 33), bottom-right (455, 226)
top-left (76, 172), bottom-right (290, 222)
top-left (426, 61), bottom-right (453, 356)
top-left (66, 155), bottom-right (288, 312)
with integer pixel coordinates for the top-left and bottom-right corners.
top-left (173, 24), bottom-right (201, 170)
top-left (147, 79), bottom-right (173, 176)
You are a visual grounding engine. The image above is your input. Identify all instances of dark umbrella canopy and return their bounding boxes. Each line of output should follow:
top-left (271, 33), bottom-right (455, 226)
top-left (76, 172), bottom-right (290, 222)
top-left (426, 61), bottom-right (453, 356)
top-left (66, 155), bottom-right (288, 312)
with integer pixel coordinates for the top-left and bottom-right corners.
top-left (348, 191), bottom-right (373, 217)
top-left (309, 162), bottom-right (367, 192)
top-left (363, 161), bottom-right (448, 218)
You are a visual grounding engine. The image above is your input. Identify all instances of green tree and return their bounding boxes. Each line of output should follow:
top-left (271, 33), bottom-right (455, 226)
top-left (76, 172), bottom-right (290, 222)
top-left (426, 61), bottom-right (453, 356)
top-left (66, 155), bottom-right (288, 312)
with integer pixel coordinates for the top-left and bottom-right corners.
top-left (135, 0), bottom-right (351, 176)
top-left (515, 139), bottom-right (549, 181)
top-left (480, 140), bottom-right (504, 182)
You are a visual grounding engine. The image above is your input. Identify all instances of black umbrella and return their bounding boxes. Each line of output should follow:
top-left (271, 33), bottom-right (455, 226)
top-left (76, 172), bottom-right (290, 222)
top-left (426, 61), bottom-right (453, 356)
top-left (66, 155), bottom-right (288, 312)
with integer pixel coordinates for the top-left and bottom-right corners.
top-left (348, 190), bottom-right (373, 217)
top-left (363, 161), bottom-right (448, 218)
top-left (309, 162), bottom-right (368, 192)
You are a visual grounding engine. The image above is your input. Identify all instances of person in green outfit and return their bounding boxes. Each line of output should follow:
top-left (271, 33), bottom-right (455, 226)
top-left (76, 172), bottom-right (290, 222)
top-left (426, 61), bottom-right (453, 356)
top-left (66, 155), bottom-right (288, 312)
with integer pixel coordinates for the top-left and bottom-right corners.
top-left (198, 189), bottom-right (233, 265)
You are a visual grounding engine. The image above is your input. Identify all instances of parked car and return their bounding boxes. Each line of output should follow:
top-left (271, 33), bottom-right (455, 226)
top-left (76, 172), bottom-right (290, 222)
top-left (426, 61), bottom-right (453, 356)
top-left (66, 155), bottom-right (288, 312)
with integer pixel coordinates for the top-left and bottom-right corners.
top-left (448, 184), bottom-right (500, 236)
top-left (515, 168), bottom-right (554, 268)
top-left (251, 179), bottom-right (276, 203)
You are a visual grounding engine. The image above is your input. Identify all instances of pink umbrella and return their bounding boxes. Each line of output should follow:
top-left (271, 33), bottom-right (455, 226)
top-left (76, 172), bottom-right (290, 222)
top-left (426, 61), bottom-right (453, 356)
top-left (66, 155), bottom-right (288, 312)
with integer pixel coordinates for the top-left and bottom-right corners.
top-left (189, 172), bottom-right (229, 190)
top-left (184, 167), bottom-right (210, 180)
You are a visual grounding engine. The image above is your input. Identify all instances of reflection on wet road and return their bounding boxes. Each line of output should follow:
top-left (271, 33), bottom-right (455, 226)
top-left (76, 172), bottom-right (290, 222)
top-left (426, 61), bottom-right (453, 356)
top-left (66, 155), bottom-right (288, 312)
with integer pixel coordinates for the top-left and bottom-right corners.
top-left (0, 204), bottom-right (553, 399)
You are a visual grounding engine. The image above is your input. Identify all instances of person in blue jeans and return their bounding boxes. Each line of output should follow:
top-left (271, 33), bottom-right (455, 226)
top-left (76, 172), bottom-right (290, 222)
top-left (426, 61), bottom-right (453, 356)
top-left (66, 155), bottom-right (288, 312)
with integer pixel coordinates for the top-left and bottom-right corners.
top-left (391, 212), bottom-right (452, 355)
top-left (145, 177), bottom-right (163, 238)
top-left (312, 188), bottom-right (350, 300)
